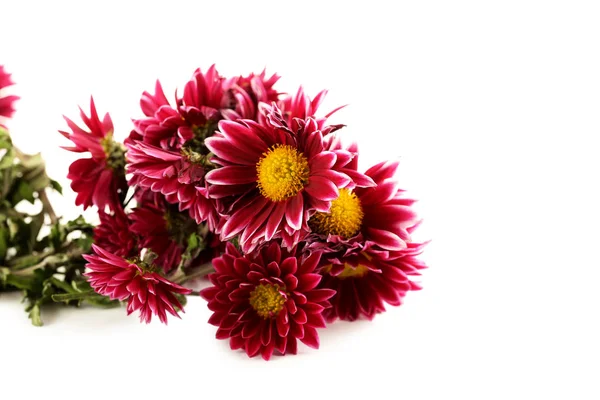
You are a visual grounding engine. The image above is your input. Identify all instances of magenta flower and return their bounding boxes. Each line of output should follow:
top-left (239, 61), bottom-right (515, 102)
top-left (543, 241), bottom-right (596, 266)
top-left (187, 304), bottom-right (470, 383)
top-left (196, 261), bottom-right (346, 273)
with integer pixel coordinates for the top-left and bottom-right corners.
top-left (126, 141), bottom-right (218, 229)
top-left (0, 65), bottom-right (19, 122)
top-left (306, 160), bottom-right (426, 321)
top-left (129, 203), bottom-right (183, 272)
top-left (60, 98), bottom-right (126, 210)
top-left (83, 245), bottom-right (191, 324)
top-left (271, 86), bottom-right (345, 132)
top-left (205, 105), bottom-right (357, 252)
top-left (200, 242), bottom-right (335, 360)
top-left (223, 69), bottom-right (281, 121)
top-left (94, 205), bottom-right (136, 258)
top-left (126, 66), bottom-right (232, 228)
top-left (132, 80), bottom-right (185, 148)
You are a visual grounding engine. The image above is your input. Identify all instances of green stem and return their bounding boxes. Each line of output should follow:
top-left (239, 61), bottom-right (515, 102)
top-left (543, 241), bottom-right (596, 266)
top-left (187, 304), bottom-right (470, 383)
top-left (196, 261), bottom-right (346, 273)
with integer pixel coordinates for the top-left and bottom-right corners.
top-left (39, 189), bottom-right (58, 224)
top-left (174, 263), bottom-right (214, 284)
top-left (51, 290), bottom-right (96, 302)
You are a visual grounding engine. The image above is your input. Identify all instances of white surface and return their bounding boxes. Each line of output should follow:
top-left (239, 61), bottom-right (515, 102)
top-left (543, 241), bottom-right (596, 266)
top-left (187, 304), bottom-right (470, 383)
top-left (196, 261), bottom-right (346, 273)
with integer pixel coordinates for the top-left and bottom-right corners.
top-left (1, 1), bottom-right (599, 399)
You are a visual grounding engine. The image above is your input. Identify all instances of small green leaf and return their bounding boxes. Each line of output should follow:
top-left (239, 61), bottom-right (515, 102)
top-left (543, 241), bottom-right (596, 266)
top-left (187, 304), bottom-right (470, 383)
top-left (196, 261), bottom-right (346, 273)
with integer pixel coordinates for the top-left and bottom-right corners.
top-left (50, 179), bottom-right (63, 194)
top-left (187, 233), bottom-right (199, 251)
top-left (29, 212), bottom-right (45, 247)
top-left (0, 148), bottom-right (15, 170)
top-left (15, 180), bottom-right (35, 204)
top-left (28, 304), bottom-right (43, 327)
top-left (47, 276), bottom-right (75, 294)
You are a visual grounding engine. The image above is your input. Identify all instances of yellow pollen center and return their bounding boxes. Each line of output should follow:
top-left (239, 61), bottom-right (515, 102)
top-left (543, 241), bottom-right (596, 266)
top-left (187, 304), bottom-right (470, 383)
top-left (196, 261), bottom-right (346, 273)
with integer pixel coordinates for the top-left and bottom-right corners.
top-left (249, 284), bottom-right (286, 319)
top-left (338, 264), bottom-right (369, 279)
top-left (323, 263), bottom-right (369, 279)
top-left (256, 145), bottom-right (310, 202)
top-left (310, 189), bottom-right (364, 238)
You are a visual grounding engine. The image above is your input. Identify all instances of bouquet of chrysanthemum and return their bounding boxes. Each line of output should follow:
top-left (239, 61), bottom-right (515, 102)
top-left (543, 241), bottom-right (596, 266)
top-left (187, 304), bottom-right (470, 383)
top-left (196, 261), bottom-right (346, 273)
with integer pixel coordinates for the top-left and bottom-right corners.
top-left (0, 63), bottom-right (427, 360)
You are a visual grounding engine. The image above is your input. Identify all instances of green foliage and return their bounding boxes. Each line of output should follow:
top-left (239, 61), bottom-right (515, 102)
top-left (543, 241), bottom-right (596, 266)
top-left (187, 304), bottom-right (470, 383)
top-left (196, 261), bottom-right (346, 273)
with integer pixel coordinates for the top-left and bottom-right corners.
top-left (0, 127), bottom-right (117, 326)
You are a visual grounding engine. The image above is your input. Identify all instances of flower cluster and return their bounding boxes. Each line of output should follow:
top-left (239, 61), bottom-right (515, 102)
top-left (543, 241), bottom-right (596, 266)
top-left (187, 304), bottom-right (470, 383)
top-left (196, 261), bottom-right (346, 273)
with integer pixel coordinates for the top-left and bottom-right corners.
top-left (0, 65), bottom-right (19, 124)
top-left (58, 64), bottom-right (427, 358)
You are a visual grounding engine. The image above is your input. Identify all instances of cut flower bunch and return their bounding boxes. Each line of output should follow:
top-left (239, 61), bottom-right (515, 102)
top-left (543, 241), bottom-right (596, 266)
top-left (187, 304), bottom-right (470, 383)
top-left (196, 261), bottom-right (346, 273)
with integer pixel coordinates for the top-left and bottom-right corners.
top-left (0, 63), bottom-right (427, 359)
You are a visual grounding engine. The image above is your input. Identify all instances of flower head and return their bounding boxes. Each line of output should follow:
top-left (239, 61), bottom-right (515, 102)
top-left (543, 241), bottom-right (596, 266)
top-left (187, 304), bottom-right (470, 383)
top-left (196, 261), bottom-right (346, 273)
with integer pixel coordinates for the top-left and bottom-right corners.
top-left (94, 205), bottom-right (136, 258)
top-left (200, 242), bottom-right (335, 360)
top-left (60, 98), bottom-right (126, 210)
top-left (83, 245), bottom-right (191, 324)
top-left (126, 141), bottom-right (218, 228)
top-left (272, 86), bottom-right (345, 132)
top-left (307, 160), bottom-right (426, 321)
top-left (205, 105), bottom-right (356, 252)
top-left (0, 65), bottom-right (19, 122)
top-left (132, 80), bottom-right (186, 148)
top-left (223, 69), bottom-right (281, 121)
top-left (126, 66), bottom-right (231, 228)
top-left (129, 203), bottom-right (185, 272)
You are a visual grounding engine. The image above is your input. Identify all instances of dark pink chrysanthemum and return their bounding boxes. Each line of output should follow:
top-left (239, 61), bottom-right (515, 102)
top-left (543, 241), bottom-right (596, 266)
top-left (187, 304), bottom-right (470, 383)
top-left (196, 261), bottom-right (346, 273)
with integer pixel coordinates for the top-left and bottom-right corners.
top-left (223, 69), bottom-right (281, 121)
top-left (126, 141), bottom-right (218, 229)
top-left (94, 205), bottom-right (136, 258)
top-left (126, 66), bottom-right (231, 228)
top-left (307, 160), bottom-right (426, 321)
top-left (261, 86), bottom-right (345, 132)
top-left (316, 242), bottom-right (426, 322)
top-left (205, 105), bottom-right (366, 252)
top-left (200, 242), bottom-right (335, 360)
top-left (129, 203), bottom-right (183, 272)
top-left (132, 80), bottom-right (185, 148)
top-left (83, 245), bottom-right (191, 324)
top-left (60, 98), bottom-right (126, 210)
top-left (0, 65), bottom-right (19, 121)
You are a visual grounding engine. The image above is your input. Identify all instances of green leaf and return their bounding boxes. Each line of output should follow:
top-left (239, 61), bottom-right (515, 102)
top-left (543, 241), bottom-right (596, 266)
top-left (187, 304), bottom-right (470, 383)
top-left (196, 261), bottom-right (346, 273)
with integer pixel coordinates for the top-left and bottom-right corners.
top-left (28, 304), bottom-right (43, 327)
top-left (51, 291), bottom-right (97, 302)
top-left (5, 273), bottom-right (37, 291)
top-left (7, 253), bottom-right (42, 270)
top-left (187, 233), bottom-right (199, 251)
top-left (50, 179), bottom-right (63, 194)
top-left (29, 212), bottom-right (45, 247)
top-left (0, 267), bottom-right (10, 287)
top-left (84, 296), bottom-right (120, 309)
top-left (47, 276), bottom-right (75, 294)
top-left (0, 223), bottom-right (8, 261)
top-left (15, 180), bottom-right (35, 204)
top-left (49, 223), bottom-right (66, 250)
top-left (0, 148), bottom-right (15, 170)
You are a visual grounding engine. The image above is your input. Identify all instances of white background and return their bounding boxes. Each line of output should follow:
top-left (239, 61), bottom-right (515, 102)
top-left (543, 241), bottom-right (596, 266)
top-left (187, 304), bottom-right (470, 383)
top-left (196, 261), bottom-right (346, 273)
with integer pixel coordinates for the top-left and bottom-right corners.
top-left (1, 0), bottom-right (599, 399)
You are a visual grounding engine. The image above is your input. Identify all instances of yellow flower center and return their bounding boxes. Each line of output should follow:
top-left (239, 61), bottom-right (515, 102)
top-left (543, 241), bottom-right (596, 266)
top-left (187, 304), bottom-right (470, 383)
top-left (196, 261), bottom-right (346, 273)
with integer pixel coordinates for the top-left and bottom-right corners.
top-left (249, 283), bottom-right (286, 319)
top-left (338, 264), bottom-right (369, 279)
top-left (101, 134), bottom-right (126, 171)
top-left (256, 145), bottom-right (310, 202)
top-left (323, 263), bottom-right (369, 279)
top-left (310, 189), bottom-right (364, 238)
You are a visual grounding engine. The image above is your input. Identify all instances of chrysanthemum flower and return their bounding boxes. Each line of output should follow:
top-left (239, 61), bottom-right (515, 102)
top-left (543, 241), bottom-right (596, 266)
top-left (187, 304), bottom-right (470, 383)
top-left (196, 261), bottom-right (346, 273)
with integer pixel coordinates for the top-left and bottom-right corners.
top-left (273, 86), bottom-right (345, 131)
top-left (205, 105), bottom-right (357, 252)
top-left (83, 245), bottom-right (191, 324)
top-left (200, 242), bottom-right (335, 360)
top-left (223, 69), bottom-right (281, 121)
top-left (60, 98), bottom-right (127, 210)
top-left (127, 66), bottom-right (230, 228)
top-left (0, 65), bottom-right (19, 121)
top-left (306, 160), bottom-right (426, 321)
top-left (126, 141), bottom-right (218, 228)
top-left (129, 203), bottom-right (184, 272)
top-left (94, 206), bottom-right (136, 258)
top-left (132, 80), bottom-right (186, 148)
